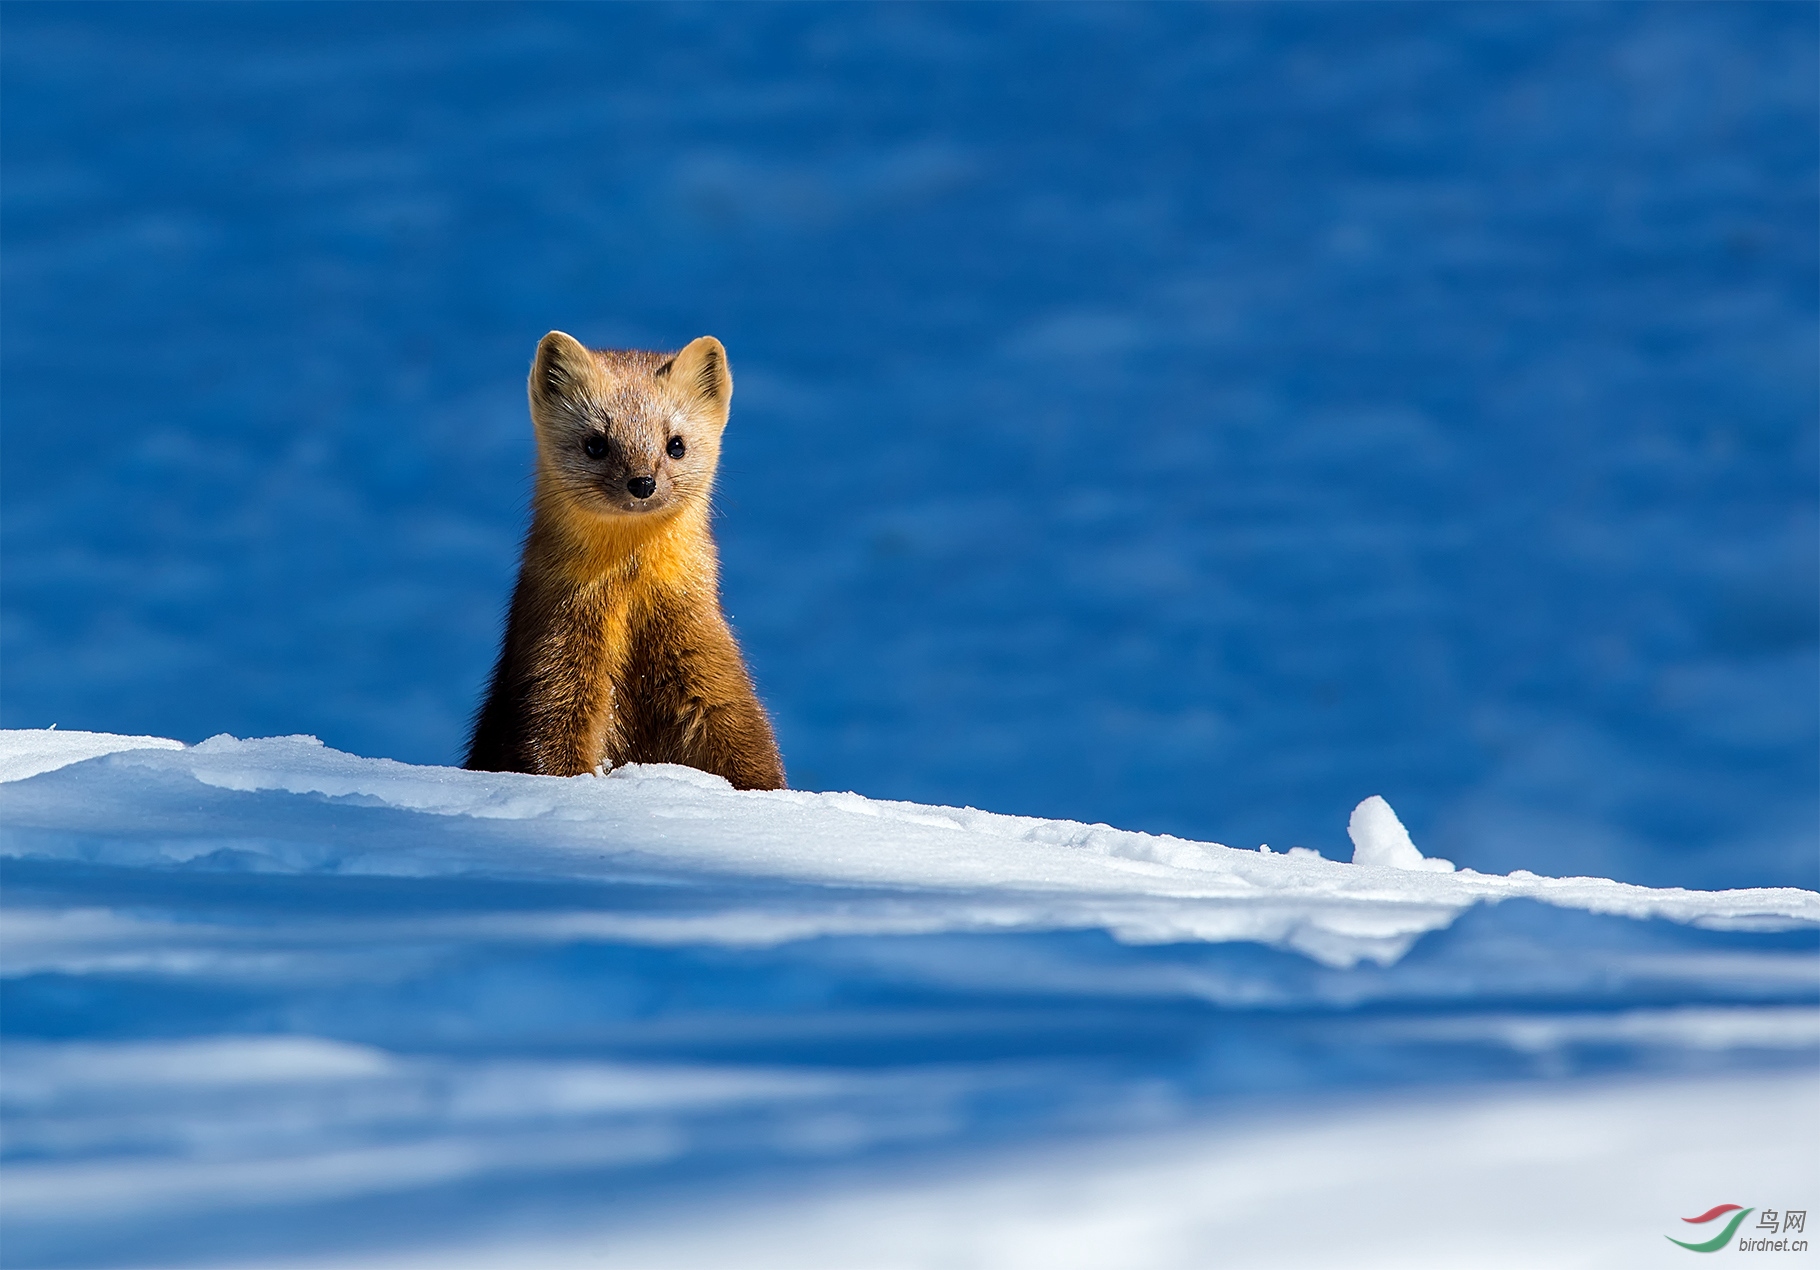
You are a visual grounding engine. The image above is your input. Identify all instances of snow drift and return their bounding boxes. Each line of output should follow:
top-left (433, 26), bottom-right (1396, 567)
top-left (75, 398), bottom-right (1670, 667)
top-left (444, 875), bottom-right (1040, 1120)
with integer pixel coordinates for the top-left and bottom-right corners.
top-left (5, 731), bottom-right (1813, 970)
top-left (2, 730), bottom-right (1816, 1269)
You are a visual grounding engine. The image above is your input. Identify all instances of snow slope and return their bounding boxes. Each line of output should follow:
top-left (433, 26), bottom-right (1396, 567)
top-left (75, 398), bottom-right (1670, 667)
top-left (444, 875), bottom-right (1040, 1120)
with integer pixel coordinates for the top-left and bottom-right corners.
top-left (3, 731), bottom-right (1815, 1267)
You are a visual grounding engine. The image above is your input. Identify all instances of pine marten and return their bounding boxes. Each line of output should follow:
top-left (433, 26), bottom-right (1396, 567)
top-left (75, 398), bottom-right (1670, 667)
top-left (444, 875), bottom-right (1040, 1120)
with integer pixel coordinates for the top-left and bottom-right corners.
top-left (465, 331), bottom-right (786, 790)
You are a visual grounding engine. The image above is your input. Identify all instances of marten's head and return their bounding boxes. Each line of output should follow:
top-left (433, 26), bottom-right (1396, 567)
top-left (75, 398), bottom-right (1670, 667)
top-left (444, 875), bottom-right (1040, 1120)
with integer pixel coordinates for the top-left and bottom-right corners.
top-left (528, 331), bottom-right (731, 523)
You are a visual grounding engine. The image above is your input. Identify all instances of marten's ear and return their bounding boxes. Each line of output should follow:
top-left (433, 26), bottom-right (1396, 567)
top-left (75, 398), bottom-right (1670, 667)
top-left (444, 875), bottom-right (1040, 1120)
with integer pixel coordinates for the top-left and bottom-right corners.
top-left (658, 336), bottom-right (732, 418)
top-left (529, 330), bottom-right (599, 408)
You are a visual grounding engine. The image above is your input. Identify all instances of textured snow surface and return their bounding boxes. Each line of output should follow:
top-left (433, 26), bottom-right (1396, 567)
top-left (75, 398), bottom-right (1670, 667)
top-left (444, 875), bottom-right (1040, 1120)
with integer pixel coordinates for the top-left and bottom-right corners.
top-left (0, 728), bottom-right (184, 784)
top-left (255, 1072), bottom-right (1819, 1270)
top-left (2, 731), bottom-right (1816, 1268)
top-left (5, 732), bottom-right (1814, 970)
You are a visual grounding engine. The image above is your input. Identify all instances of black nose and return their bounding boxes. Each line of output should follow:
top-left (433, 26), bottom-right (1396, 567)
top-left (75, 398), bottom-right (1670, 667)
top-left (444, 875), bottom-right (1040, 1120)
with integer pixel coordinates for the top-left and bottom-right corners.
top-left (626, 476), bottom-right (656, 499)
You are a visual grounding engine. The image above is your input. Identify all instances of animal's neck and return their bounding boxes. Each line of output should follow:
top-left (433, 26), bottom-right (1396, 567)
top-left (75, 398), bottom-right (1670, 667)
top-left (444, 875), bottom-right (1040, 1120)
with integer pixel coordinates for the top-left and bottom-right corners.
top-left (527, 483), bottom-right (713, 598)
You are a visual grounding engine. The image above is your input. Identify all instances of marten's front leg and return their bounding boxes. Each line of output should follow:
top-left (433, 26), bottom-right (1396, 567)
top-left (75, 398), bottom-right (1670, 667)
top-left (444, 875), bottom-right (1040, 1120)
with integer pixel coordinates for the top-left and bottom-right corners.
top-left (517, 591), bottom-right (628, 777)
top-left (624, 608), bottom-right (785, 790)
top-left (521, 671), bottom-right (614, 776)
top-left (687, 678), bottom-right (787, 791)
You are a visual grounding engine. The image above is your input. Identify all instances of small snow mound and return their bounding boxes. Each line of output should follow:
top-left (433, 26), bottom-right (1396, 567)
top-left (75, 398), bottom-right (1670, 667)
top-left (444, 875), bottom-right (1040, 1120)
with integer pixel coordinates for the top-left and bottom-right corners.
top-left (606, 762), bottom-right (735, 792)
top-left (1348, 796), bottom-right (1455, 872)
top-left (194, 733), bottom-right (325, 753)
top-left (0, 729), bottom-right (184, 784)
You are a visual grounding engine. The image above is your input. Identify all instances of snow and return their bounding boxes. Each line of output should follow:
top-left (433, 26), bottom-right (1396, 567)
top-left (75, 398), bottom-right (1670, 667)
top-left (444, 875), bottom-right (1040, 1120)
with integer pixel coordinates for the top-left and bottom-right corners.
top-left (0, 727), bottom-right (184, 784)
top-left (1348, 794), bottom-right (1454, 872)
top-left (260, 1072), bottom-right (1817, 1270)
top-left (7, 733), bottom-right (1814, 972)
top-left (2, 729), bottom-right (1815, 1267)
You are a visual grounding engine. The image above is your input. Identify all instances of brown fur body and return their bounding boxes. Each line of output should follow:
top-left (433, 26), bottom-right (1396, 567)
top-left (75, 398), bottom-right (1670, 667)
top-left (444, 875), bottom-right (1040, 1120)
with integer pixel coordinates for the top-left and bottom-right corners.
top-left (465, 332), bottom-right (785, 790)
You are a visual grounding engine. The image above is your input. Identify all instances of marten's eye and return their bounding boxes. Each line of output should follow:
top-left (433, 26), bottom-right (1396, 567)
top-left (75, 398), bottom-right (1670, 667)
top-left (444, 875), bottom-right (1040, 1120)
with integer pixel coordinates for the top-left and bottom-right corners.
top-left (666, 436), bottom-right (686, 460)
top-left (583, 434), bottom-right (608, 460)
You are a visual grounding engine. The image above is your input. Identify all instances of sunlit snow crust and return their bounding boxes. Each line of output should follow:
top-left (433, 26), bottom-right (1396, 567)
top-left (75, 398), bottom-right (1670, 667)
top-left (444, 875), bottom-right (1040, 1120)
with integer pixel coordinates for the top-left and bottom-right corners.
top-left (5, 731), bottom-right (1814, 970)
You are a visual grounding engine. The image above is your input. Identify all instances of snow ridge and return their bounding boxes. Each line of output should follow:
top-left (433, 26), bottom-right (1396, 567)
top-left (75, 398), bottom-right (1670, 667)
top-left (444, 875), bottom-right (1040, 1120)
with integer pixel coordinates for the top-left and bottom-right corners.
top-left (4, 730), bottom-right (1813, 970)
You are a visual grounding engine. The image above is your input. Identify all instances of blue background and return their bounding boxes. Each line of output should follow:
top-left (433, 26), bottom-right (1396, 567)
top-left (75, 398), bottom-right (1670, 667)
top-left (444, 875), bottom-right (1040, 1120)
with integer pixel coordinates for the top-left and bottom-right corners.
top-left (4, 1), bottom-right (1815, 888)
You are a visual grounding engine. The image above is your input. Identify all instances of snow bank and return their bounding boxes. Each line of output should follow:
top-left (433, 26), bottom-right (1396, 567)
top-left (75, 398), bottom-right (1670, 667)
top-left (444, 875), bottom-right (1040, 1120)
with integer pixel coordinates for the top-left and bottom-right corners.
top-left (3, 729), bottom-right (1816, 1269)
top-left (3, 731), bottom-right (1812, 970)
